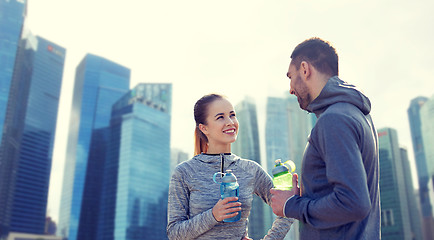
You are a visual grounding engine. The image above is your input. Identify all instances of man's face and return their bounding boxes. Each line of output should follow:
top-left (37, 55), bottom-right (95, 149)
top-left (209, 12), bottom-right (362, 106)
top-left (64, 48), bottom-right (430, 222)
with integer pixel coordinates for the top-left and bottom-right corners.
top-left (287, 63), bottom-right (312, 111)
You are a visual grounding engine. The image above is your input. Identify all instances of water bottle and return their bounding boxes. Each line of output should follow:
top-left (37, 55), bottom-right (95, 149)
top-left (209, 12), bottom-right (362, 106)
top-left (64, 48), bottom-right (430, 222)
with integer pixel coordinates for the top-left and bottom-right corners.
top-left (213, 169), bottom-right (241, 222)
top-left (272, 159), bottom-right (296, 190)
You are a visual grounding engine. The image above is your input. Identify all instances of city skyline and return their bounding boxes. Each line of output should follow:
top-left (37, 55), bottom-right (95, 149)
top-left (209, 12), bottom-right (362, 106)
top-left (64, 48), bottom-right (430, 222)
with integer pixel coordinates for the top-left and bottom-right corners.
top-left (23, 0), bottom-right (434, 223)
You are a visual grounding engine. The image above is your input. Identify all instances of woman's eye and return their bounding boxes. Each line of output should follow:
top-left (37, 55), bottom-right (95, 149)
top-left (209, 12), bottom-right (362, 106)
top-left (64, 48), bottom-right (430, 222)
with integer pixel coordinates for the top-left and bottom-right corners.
top-left (216, 116), bottom-right (223, 120)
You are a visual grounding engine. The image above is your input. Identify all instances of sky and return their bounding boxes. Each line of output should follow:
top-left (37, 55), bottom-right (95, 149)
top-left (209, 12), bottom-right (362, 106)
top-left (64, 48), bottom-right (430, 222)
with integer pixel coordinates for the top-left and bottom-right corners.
top-left (25, 0), bottom-right (434, 222)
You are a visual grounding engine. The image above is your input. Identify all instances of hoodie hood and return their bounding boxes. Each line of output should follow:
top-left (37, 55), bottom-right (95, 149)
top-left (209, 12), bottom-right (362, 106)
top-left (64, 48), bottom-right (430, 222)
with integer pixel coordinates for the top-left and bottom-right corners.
top-left (306, 76), bottom-right (371, 116)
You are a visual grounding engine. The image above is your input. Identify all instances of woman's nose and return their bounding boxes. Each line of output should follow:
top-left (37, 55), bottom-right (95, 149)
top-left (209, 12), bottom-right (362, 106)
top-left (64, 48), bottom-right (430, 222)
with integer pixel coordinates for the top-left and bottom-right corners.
top-left (226, 117), bottom-right (234, 125)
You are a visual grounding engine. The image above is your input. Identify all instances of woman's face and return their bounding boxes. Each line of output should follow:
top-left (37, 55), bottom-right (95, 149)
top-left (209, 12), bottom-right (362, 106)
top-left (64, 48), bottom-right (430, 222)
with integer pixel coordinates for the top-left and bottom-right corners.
top-left (199, 98), bottom-right (239, 150)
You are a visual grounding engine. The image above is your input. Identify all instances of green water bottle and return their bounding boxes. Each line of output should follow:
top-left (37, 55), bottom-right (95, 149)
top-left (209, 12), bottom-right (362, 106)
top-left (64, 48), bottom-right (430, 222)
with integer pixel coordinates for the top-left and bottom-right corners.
top-left (272, 159), bottom-right (296, 190)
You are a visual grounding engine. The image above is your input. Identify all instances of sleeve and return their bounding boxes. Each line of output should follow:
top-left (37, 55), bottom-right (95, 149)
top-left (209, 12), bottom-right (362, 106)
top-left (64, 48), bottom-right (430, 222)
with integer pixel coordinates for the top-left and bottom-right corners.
top-left (252, 162), bottom-right (294, 240)
top-left (166, 165), bottom-right (219, 240)
top-left (284, 113), bottom-right (371, 229)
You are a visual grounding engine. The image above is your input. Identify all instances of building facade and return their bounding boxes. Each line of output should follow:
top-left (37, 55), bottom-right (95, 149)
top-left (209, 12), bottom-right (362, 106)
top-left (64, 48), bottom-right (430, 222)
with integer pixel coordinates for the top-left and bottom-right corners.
top-left (265, 94), bottom-right (315, 240)
top-left (0, 22), bottom-right (65, 236)
top-left (378, 128), bottom-right (413, 240)
top-left (400, 147), bottom-right (424, 240)
top-left (170, 148), bottom-right (189, 175)
top-left (232, 96), bottom-right (271, 239)
top-left (58, 54), bottom-right (130, 240)
top-left (0, 0), bottom-right (26, 235)
top-left (97, 83), bottom-right (172, 240)
top-left (408, 96), bottom-right (434, 239)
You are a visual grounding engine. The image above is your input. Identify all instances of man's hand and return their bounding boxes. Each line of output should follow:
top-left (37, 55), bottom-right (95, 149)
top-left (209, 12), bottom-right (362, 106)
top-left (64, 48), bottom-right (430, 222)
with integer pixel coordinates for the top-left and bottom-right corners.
top-left (270, 173), bottom-right (300, 217)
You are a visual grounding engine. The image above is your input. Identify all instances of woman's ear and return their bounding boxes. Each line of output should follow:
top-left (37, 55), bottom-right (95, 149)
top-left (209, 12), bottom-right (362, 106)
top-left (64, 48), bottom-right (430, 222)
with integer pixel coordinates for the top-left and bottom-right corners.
top-left (199, 123), bottom-right (208, 135)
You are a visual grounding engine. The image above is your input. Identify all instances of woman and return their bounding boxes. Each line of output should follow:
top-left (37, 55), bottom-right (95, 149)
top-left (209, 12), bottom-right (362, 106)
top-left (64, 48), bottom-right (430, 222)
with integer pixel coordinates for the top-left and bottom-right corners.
top-left (167, 94), bottom-right (293, 240)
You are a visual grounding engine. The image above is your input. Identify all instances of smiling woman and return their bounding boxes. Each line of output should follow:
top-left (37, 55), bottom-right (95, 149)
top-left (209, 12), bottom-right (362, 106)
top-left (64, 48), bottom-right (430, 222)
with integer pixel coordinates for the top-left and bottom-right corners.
top-left (166, 93), bottom-right (294, 240)
top-left (194, 94), bottom-right (239, 155)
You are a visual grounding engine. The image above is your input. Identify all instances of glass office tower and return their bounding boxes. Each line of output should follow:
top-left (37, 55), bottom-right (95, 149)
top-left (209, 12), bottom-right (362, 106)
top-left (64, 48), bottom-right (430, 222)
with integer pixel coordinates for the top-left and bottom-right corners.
top-left (400, 147), bottom-right (424, 240)
top-left (0, 0), bottom-right (26, 144)
top-left (97, 83), bottom-right (172, 240)
top-left (265, 94), bottom-right (315, 240)
top-left (0, 1), bottom-right (26, 235)
top-left (0, 29), bottom-right (65, 236)
top-left (408, 96), bottom-right (434, 239)
top-left (232, 97), bottom-right (270, 239)
top-left (58, 54), bottom-right (130, 240)
top-left (265, 94), bottom-right (315, 177)
top-left (421, 95), bottom-right (434, 179)
top-left (378, 128), bottom-right (412, 240)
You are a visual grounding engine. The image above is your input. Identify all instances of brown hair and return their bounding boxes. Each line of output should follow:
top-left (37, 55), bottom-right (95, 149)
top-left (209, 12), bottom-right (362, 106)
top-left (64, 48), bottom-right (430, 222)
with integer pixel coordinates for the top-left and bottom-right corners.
top-left (291, 37), bottom-right (339, 77)
top-left (193, 94), bottom-right (225, 156)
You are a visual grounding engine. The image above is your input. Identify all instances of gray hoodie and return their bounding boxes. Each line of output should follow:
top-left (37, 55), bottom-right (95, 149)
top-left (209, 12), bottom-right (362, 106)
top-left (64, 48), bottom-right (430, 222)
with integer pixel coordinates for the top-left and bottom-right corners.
top-left (284, 76), bottom-right (380, 240)
top-left (167, 153), bottom-right (293, 240)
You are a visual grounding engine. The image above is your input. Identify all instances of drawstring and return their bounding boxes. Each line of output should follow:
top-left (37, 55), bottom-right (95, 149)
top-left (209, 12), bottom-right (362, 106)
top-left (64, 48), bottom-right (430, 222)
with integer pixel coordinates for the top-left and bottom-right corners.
top-left (220, 153), bottom-right (224, 177)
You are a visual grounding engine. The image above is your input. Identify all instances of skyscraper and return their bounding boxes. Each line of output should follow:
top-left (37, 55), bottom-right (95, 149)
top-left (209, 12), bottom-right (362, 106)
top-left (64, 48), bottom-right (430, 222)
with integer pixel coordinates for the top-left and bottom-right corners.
top-left (0, 0), bottom-right (26, 235)
top-left (232, 96), bottom-right (270, 239)
top-left (265, 93), bottom-right (315, 240)
top-left (97, 83), bottom-right (172, 240)
top-left (408, 96), bottom-right (434, 239)
top-left (265, 94), bottom-right (315, 177)
top-left (170, 148), bottom-right (189, 175)
top-left (58, 54), bottom-right (130, 240)
top-left (378, 128), bottom-right (412, 240)
top-left (0, 28), bottom-right (65, 236)
top-left (400, 147), bottom-right (424, 240)
top-left (0, 0), bottom-right (26, 145)
top-left (421, 95), bottom-right (434, 178)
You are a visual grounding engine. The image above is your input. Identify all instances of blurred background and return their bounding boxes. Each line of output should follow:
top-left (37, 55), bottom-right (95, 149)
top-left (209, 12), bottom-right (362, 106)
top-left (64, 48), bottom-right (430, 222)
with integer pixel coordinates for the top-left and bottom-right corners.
top-left (1, 0), bottom-right (434, 239)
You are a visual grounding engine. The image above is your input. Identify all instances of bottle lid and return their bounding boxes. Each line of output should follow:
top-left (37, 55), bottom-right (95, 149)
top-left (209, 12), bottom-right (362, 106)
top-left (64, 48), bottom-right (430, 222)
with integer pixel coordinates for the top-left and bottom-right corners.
top-left (222, 170), bottom-right (237, 183)
top-left (272, 159), bottom-right (289, 176)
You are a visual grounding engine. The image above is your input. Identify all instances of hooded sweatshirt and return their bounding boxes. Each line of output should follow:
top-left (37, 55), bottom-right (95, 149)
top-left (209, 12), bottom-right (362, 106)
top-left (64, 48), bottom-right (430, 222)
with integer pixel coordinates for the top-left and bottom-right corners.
top-left (284, 76), bottom-right (380, 240)
top-left (167, 153), bottom-right (293, 240)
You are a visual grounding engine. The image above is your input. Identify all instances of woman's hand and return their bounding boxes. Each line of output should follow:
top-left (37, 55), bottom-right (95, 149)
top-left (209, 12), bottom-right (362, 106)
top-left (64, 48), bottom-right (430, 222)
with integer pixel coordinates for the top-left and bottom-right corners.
top-left (212, 197), bottom-right (241, 222)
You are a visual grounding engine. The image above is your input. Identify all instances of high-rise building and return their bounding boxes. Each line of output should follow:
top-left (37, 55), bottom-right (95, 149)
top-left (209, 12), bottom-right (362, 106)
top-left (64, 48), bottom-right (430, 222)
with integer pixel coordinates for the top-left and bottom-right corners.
top-left (408, 96), bottom-right (434, 239)
top-left (0, 0), bottom-right (26, 235)
top-left (0, 0), bottom-right (26, 145)
top-left (378, 128), bottom-right (412, 240)
top-left (170, 148), bottom-right (189, 175)
top-left (0, 27), bottom-right (65, 236)
top-left (265, 94), bottom-right (315, 240)
top-left (232, 96), bottom-right (270, 239)
top-left (58, 54), bottom-right (130, 240)
top-left (400, 147), bottom-right (424, 240)
top-left (421, 95), bottom-right (434, 177)
top-left (97, 83), bottom-right (172, 240)
top-left (265, 94), bottom-right (315, 177)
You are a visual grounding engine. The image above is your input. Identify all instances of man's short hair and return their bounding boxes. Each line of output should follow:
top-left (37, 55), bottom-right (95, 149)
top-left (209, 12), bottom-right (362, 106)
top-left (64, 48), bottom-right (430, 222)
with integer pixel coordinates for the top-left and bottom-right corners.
top-left (290, 37), bottom-right (339, 76)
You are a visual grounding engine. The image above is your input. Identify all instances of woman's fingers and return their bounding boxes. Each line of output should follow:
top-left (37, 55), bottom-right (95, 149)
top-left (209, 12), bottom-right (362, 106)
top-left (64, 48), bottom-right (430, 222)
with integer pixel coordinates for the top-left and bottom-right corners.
top-left (212, 198), bottom-right (241, 221)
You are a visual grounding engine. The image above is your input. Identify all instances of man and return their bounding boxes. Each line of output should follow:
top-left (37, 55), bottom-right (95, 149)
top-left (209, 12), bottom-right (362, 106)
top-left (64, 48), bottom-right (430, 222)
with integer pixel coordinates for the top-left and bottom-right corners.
top-left (270, 37), bottom-right (380, 239)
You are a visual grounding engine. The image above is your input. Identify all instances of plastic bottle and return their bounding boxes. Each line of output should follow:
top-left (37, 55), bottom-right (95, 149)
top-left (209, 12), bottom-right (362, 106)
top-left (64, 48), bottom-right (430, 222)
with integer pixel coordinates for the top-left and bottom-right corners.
top-left (213, 169), bottom-right (241, 222)
top-left (272, 159), bottom-right (296, 190)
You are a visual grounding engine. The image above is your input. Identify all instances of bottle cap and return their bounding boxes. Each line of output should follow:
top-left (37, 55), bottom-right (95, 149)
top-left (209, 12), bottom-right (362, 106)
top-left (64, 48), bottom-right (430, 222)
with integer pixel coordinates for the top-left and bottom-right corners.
top-left (222, 170), bottom-right (237, 183)
top-left (272, 159), bottom-right (289, 176)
